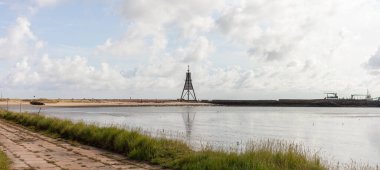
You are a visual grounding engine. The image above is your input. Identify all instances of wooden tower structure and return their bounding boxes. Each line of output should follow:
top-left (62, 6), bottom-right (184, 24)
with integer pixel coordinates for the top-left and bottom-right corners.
top-left (180, 66), bottom-right (197, 101)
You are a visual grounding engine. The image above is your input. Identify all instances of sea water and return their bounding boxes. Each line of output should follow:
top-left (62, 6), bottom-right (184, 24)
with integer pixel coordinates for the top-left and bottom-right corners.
top-left (5, 105), bottom-right (380, 165)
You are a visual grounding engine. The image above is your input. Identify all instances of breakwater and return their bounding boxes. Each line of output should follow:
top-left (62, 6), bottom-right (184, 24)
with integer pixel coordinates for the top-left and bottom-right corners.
top-left (203, 99), bottom-right (380, 107)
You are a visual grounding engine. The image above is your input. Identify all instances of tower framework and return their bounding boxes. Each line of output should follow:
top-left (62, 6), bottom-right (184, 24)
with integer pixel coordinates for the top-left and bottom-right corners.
top-left (180, 66), bottom-right (197, 101)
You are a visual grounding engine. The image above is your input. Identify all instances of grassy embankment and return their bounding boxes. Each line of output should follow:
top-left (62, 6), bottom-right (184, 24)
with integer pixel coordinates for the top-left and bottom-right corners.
top-left (0, 110), bottom-right (326, 170)
top-left (0, 150), bottom-right (10, 170)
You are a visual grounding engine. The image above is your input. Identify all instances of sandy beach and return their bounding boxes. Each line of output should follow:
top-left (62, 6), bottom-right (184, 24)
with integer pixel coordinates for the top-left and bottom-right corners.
top-left (0, 99), bottom-right (213, 107)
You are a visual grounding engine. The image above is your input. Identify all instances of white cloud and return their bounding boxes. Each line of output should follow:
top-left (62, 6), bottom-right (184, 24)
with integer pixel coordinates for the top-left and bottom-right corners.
top-left (0, 17), bottom-right (43, 59)
top-left (4, 55), bottom-right (127, 90)
top-left (178, 36), bottom-right (214, 62)
top-left (212, 0), bottom-right (380, 95)
top-left (35, 0), bottom-right (61, 8)
top-left (92, 0), bottom-right (380, 98)
top-left (4, 1), bottom-right (380, 99)
top-left (181, 16), bottom-right (215, 39)
top-left (94, 0), bottom-right (221, 97)
top-left (118, 0), bottom-right (223, 28)
top-left (96, 24), bottom-right (165, 58)
top-left (218, 0), bottom-right (361, 61)
top-left (28, 0), bottom-right (64, 14)
top-left (40, 55), bottom-right (127, 90)
top-left (97, 0), bottom-right (222, 59)
top-left (5, 58), bottom-right (40, 86)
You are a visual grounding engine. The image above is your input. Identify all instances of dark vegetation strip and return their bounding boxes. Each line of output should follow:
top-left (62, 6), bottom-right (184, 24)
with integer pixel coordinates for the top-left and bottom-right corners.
top-left (0, 149), bottom-right (10, 170)
top-left (0, 110), bottom-right (326, 170)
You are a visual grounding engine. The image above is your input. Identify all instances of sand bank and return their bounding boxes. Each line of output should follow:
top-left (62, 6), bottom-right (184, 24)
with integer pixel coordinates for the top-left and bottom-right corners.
top-left (0, 99), bottom-right (213, 107)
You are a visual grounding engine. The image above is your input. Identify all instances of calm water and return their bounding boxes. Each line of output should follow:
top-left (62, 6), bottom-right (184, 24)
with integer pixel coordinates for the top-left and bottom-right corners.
top-left (5, 105), bottom-right (380, 165)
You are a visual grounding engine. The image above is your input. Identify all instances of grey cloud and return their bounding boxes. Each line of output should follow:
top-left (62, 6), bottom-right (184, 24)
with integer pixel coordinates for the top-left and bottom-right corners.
top-left (180, 37), bottom-right (214, 63)
top-left (247, 48), bottom-right (284, 61)
top-left (286, 61), bottom-right (298, 68)
top-left (366, 48), bottom-right (380, 70)
top-left (302, 60), bottom-right (313, 72)
top-left (215, 1), bottom-right (353, 62)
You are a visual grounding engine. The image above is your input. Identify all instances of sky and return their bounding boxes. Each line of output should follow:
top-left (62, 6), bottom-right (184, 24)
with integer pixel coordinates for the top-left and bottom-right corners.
top-left (1, 0), bottom-right (380, 100)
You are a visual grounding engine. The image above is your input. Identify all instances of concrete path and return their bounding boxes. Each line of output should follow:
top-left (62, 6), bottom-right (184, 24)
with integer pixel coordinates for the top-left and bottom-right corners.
top-left (0, 119), bottom-right (162, 170)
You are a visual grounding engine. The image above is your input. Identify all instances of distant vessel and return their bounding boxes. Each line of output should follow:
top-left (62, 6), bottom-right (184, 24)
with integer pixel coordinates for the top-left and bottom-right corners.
top-left (324, 92), bottom-right (338, 99)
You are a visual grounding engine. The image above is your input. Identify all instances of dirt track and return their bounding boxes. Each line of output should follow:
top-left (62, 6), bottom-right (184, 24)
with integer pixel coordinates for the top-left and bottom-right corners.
top-left (0, 119), bottom-right (161, 170)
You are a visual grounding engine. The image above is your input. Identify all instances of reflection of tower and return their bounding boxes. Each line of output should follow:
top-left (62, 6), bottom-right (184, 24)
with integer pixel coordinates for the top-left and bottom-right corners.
top-left (182, 108), bottom-right (196, 142)
top-left (180, 65), bottom-right (197, 101)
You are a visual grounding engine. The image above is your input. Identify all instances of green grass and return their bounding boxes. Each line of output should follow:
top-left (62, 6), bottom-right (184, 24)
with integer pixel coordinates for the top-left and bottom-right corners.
top-left (0, 110), bottom-right (326, 170)
top-left (0, 150), bottom-right (10, 170)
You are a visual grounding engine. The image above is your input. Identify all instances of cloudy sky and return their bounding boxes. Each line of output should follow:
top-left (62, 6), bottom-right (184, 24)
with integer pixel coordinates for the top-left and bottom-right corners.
top-left (1, 0), bottom-right (380, 100)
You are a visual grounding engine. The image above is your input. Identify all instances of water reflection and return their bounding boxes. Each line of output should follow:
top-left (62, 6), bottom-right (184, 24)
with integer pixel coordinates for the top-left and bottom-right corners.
top-left (181, 107), bottom-right (196, 143)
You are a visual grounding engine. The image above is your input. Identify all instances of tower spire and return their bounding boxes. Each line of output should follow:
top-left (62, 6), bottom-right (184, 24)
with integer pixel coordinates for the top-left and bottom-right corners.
top-left (180, 66), bottom-right (197, 101)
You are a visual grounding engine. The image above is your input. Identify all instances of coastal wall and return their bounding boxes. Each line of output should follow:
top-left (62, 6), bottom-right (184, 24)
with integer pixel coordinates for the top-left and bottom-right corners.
top-left (203, 99), bottom-right (380, 107)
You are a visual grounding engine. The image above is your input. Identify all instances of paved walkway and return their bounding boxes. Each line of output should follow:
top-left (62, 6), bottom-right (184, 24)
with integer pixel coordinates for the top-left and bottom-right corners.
top-left (0, 119), bottom-right (162, 170)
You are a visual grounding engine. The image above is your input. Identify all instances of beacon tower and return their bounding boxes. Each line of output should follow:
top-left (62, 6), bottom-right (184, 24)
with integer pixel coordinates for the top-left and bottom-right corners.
top-left (180, 66), bottom-right (197, 101)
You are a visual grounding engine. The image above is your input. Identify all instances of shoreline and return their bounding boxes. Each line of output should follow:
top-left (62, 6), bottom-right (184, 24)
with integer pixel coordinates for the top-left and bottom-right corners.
top-left (45, 102), bottom-right (214, 107)
top-left (0, 99), bottom-right (214, 108)
top-left (3, 98), bottom-right (380, 108)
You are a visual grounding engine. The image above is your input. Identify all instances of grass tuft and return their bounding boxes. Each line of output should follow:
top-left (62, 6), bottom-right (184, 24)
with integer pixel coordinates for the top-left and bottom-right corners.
top-left (0, 150), bottom-right (10, 170)
top-left (0, 110), bottom-right (326, 170)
